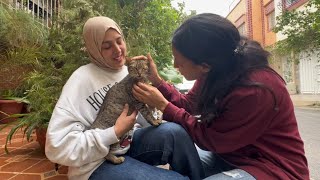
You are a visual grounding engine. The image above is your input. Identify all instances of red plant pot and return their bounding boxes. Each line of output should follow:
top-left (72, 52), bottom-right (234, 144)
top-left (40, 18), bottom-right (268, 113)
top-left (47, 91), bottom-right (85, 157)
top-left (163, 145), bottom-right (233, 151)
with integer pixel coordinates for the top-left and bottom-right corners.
top-left (0, 99), bottom-right (24, 124)
top-left (36, 127), bottom-right (47, 153)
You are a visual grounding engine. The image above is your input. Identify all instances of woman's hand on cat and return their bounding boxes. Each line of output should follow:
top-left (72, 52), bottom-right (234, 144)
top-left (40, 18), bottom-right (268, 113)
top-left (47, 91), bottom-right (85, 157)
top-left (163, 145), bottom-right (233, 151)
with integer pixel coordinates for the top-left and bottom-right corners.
top-left (132, 82), bottom-right (169, 112)
top-left (114, 104), bottom-right (137, 139)
top-left (146, 53), bottom-right (163, 87)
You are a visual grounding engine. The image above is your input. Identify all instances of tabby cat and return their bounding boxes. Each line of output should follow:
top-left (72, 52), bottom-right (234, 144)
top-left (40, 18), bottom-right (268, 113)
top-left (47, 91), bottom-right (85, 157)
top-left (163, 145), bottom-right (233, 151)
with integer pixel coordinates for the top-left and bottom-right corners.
top-left (91, 58), bottom-right (162, 164)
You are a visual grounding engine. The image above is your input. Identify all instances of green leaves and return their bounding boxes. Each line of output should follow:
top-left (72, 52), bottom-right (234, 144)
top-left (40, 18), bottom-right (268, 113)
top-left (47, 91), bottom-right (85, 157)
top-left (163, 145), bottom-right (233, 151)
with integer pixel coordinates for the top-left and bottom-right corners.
top-left (0, 6), bottom-right (48, 50)
top-left (274, 0), bottom-right (320, 54)
top-left (159, 66), bottom-right (183, 84)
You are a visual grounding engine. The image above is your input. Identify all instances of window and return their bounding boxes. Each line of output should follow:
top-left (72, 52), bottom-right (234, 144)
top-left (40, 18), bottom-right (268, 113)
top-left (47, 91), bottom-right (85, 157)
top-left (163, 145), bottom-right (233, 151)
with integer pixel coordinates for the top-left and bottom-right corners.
top-left (284, 0), bottom-right (299, 8)
top-left (267, 11), bottom-right (275, 31)
top-left (237, 23), bottom-right (246, 36)
top-left (283, 0), bottom-right (308, 10)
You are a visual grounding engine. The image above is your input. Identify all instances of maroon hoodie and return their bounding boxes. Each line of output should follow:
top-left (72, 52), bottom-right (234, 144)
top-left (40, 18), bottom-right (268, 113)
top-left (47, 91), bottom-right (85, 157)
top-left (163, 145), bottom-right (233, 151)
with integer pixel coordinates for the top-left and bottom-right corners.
top-left (159, 69), bottom-right (309, 180)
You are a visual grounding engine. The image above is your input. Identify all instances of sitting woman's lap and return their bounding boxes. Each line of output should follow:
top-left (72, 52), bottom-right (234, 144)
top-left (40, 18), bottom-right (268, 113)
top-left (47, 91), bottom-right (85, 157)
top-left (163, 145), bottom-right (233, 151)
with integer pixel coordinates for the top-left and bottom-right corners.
top-left (90, 122), bottom-right (255, 180)
top-left (128, 122), bottom-right (204, 180)
top-left (89, 155), bottom-right (188, 180)
top-left (90, 122), bottom-right (203, 180)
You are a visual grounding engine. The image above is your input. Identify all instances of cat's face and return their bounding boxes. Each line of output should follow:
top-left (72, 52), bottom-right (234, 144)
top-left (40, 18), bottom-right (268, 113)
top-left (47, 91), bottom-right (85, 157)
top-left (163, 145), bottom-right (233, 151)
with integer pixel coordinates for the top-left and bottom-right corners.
top-left (126, 59), bottom-right (149, 81)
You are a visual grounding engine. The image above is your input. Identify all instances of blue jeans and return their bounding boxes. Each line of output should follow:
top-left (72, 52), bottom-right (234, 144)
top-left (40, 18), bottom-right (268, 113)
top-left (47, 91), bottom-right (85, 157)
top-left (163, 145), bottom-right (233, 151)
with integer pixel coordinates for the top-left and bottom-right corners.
top-left (197, 146), bottom-right (256, 180)
top-left (90, 155), bottom-right (188, 180)
top-left (90, 122), bottom-right (205, 180)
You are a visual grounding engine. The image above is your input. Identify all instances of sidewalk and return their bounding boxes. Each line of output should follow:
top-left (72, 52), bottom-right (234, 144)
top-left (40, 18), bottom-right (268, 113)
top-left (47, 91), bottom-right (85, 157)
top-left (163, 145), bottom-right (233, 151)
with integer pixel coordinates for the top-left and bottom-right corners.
top-left (0, 125), bottom-right (67, 180)
top-left (290, 94), bottom-right (320, 107)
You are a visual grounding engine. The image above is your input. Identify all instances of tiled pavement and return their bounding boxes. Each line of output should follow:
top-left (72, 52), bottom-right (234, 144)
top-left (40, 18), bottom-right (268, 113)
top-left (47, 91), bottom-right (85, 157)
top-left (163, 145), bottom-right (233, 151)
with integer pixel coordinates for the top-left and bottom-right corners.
top-left (0, 125), bottom-right (68, 180)
top-left (0, 123), bottom-right (171, 180)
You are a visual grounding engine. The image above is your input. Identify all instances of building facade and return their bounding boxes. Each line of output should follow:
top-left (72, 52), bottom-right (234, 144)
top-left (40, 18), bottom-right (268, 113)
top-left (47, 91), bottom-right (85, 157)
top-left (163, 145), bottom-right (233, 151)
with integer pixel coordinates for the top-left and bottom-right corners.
top-left (227, 0), bottom-right (320, 94)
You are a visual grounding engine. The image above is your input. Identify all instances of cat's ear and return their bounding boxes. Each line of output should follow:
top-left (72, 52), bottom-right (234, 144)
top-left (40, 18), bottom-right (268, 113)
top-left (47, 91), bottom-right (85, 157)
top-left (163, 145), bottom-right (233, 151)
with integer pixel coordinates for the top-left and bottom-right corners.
top-left (125, 56), bottom-right (132, 66)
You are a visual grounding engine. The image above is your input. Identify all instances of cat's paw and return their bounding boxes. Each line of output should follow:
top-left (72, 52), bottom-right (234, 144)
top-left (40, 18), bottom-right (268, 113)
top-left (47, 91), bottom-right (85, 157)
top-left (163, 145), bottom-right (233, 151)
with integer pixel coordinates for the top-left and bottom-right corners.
top-left (151, 119), bottom-right (162, 126)
top-left (106, 153), bottom-right (125, 164)
top-left (112, 156), bottom-right (125, 164)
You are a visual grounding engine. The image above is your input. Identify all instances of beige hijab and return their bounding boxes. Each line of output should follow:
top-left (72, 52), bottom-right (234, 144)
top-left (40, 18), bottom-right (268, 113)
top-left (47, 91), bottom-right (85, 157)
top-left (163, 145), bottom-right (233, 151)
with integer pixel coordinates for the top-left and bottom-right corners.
top-left (83, 16), bottom-right (124, 70)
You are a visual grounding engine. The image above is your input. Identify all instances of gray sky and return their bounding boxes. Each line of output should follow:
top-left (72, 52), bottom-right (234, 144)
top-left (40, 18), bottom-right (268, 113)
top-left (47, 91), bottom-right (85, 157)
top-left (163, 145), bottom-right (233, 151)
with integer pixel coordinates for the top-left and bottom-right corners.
top-left (171, 0), bottom-right (235, 17)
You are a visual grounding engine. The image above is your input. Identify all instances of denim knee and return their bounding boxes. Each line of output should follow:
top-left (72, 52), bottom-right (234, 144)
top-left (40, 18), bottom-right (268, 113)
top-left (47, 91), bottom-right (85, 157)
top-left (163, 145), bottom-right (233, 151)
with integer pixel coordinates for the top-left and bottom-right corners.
top-left (158, 122), bottom-right (193, 157)
top-left (159, 122), bottom-right (189, 139)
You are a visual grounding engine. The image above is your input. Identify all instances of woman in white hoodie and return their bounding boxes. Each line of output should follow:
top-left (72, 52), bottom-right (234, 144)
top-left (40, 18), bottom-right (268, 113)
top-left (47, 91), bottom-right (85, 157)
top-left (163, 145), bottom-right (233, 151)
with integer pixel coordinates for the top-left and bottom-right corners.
top-left (45, 16), bottom-right (204, 180)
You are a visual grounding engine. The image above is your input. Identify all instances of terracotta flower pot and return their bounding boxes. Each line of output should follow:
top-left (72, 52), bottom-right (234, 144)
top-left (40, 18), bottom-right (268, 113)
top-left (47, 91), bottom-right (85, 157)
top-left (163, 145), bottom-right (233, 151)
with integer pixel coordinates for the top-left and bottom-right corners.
top-left (0, 99), bottom-right (24, 124)
top-left (36, 127), bottom-right (47, 153)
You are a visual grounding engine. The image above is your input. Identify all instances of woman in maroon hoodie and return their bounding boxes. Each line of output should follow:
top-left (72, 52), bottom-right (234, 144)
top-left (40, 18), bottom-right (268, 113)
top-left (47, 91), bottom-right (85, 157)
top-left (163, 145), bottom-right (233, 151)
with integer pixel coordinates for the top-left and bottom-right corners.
top-left (133, 13), bottom-right (309, 180)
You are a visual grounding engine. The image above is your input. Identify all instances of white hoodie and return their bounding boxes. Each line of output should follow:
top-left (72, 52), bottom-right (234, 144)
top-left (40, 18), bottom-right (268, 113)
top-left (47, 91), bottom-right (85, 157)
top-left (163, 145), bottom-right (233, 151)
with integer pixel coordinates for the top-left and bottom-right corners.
top-left (45, 63), bottom-right (136, 180)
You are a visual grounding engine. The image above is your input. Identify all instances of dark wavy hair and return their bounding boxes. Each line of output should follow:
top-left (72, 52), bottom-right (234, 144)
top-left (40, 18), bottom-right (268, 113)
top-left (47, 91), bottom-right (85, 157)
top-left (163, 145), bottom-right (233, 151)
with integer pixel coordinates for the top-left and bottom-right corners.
top-left (172, 13), bottom-right (280, 124)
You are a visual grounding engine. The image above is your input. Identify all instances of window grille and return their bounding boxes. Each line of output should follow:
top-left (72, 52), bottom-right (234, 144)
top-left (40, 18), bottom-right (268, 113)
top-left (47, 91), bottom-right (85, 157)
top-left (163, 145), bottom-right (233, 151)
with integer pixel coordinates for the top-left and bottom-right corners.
top-left (0, 0), bottom-right (60, 27)
top-left (283, 0), bottom-right (299, 9)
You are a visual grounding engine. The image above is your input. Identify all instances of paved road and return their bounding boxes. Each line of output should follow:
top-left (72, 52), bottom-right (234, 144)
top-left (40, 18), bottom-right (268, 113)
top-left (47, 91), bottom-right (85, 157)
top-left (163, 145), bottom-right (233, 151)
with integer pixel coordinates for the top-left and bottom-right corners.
top-left (295, 107), bottom-right (320, 180)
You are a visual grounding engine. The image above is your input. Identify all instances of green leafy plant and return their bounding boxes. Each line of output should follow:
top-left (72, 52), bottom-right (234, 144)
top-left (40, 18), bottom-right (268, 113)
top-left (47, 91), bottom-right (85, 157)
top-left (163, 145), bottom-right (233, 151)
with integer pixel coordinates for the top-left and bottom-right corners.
top-left (0, 5), bottom-right (48, 152)
top-left (0, 4), bottom-right (48, 92)
top-left (273, 0), bottom-right (320, 57)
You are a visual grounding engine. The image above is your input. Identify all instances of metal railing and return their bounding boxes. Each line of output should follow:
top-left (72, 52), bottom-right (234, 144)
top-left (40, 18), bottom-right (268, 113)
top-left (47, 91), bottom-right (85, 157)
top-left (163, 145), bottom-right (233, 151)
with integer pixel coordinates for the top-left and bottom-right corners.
top-left (0, 0), bottom-right (60, 27)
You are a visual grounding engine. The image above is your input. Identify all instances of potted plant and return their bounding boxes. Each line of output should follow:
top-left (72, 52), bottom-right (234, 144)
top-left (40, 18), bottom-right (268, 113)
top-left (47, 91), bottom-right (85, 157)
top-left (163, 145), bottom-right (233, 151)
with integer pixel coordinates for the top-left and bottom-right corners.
top-left (0, 5), bottom-right (50, 153)
top-left (0, 96), bottom-right (29, 124)
top-left (0, 2), bottom-right (89, 154)
top-left (0, 4), bottom-right (47, 123)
